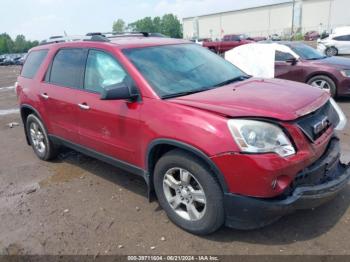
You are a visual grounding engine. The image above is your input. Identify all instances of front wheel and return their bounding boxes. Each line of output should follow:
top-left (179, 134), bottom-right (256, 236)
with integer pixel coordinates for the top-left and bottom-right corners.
top-left (325, 47), bottom-right (338, 57)
top-left (154, 149), bottom-right (224, 235)
top-left (307, 75), bottom-right (337, 97)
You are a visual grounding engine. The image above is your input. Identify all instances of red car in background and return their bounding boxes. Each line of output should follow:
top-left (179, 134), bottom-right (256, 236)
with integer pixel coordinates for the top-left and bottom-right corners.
top-left (274, 42), bottom-right (350, 97)
top-left (203, 34), bottom-right (253, 54)
top-left (304, 31), bottom-right (320, 41)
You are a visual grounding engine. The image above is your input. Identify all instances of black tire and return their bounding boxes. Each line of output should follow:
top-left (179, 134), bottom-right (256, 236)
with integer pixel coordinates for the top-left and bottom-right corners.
top-left (26, 114), bottom-right (58, 161)
top-left (153, 149), bottom-right (224, 235)
top-left (307, 75), bottom-right (337, 98)
top-left (325, 46), bottom-right (338, 57)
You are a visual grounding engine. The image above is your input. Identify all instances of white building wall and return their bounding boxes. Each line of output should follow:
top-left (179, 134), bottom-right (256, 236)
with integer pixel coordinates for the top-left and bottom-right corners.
top-left (183, 0), bottom-right (350, 40)
top-left (183, 2), bottom-right (293, 39)
top-left (330, 0), bottom-right (350, 28)
top-left (301, 0), bottom-right (332, 32)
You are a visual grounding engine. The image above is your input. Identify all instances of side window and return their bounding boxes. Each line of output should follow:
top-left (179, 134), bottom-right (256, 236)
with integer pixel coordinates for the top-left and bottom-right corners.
top-left (21, 50), bottom-right (48, 79)
top-left (49, 49), bottom-right (85, 88)
top-left (275, 51), bottom-right (294, 62)
top-left (84, 50), bottom-right (127, 93)
top-left (333, 35), bottom-right (350, 41)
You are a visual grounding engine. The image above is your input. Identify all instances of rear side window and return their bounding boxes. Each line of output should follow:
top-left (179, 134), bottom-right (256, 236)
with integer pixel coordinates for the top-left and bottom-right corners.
top-left (49, 49), bottom-right (86, 88)
top-left (275, 51), bottom-right (294, 61)
top-left (21, 50), bottom-right (48, 79)
top-left (333, 35), bottom-right (350, 41)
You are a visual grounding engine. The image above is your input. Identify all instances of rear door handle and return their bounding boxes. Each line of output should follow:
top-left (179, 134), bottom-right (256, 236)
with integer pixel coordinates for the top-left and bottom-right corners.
top-left (40, 93), bottom-right (49, 99)
top-left (78, 103), bottom-right (90, 110)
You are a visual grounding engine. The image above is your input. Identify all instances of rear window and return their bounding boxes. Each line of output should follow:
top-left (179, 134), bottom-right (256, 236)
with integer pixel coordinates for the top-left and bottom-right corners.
top-left (21, 50), bottom-right (48, 79)
top-left (49, 48), bottom-right (86, 88)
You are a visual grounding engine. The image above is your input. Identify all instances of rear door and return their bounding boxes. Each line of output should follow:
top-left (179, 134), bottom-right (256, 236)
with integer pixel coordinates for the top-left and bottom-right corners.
top-left (40, 48), bottom-right (87, 142)
top-left (76, 49), bottom-right (141, 165)
top-left (334, 35), bottom-right (350, 54)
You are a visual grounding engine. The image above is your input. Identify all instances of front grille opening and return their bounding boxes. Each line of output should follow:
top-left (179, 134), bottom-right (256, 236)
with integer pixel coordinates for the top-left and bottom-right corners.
top-left (296, 101), bottom-right (340, 142)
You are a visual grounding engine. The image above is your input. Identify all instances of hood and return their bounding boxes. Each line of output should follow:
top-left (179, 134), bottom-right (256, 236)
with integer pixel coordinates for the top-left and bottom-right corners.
top-left (170, 78), bottom-right (330, 121)
top-left (309, 56), bottom-right (350, 69)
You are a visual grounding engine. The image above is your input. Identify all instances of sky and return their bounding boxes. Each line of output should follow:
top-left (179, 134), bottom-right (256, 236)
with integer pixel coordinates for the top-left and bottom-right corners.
top-left (0, 0), bottom-right (288, 41)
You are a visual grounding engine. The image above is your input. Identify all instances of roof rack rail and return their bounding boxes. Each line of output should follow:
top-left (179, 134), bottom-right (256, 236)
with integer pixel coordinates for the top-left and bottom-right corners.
top-left (85, 31), bottom-right (168, 39)
top-left (39, 34), bottom-right (110, 46)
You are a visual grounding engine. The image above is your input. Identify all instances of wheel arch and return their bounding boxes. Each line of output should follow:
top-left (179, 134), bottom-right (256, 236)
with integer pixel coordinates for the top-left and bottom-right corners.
top-left (20, 104), bottom-right (43, 145)
top-left (306, 72), bottom-right (338, 87)
top-left (146, 139), bottom-right (229, 194)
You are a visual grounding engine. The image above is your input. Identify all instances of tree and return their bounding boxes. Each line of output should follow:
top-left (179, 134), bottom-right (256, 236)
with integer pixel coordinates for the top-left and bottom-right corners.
top-left (0, 33), bottom-right (14, 54)
top-left (126, 14), bottom-right (183, 38)
top-left (129, 17), bottom-right (155, 33)
top-left (14, 35), bottom-right (26, 53)
top-left (112, 19), bottom-right (125, 32)
top-left (161, 14), bottom-right (182, 38)
top-left (0, 33), bottom-right (39, 54)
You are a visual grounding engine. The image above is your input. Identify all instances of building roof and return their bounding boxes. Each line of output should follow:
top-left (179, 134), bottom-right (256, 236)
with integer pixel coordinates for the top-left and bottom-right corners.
top-left (183, 0), bottom-right (293, 20)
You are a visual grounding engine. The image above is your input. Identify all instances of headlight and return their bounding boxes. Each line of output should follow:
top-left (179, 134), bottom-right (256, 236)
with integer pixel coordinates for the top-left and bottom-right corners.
top-left (340, 70), bottom-right (350, 77)
top-left (227, 119), bottom-right (296, 157)
top-left (330, 98), bottom-right (347, 130)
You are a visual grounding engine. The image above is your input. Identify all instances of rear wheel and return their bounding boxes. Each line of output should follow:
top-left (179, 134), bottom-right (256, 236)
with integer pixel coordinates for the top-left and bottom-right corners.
top-left (307, 75), bottom-right (337, 97)
top-left (154, 149), bottom-right (224, 235)
top-left (26, 114), bottom-right (58, 160)
top-left (325, 47), bottom-right (338, 57)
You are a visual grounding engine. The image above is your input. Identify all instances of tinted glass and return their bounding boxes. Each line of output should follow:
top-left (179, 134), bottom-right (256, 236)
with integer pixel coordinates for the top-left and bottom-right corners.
top-left (289, 44), bottom-right (326, 60)
top-left (50, 49), bottom-right (85, 88)
top-left (84, 50), bottom-right (127, 93)
top-left (123, 44), bottom-right (245, 98)
top-left (275, 51), bottom-right (294, 61)
top-left (21, 50), bottom-right (48, 79)
top-left (334, 35), bottom-right (350, 41)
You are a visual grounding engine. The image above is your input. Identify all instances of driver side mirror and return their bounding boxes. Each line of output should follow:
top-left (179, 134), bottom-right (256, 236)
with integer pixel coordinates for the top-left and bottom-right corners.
top-left (100, 82), bottom-right (138, 101)
top-left (286, 57), bottom-right (298, 65)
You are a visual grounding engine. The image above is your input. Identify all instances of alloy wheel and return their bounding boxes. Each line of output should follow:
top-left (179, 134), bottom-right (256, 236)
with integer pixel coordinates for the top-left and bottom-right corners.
top-left (310, 79), bottom-right (331, 93)
top-left (29, 122), bottom-right (46, 154)
top-left (162, 167), bottom-right (206, 221)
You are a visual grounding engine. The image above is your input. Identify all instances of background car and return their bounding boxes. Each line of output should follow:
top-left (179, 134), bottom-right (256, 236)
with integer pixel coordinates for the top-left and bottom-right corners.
top-left (226, 41), bottom-right (350, 97)
top-left (304, 31), bottom-right (320, 41)
top-left (317, 27), bottom-right (350, 56)
top-left (268, 34), bottom-right (282, 41)
top-left (203, 34), bottom-right (254, 54)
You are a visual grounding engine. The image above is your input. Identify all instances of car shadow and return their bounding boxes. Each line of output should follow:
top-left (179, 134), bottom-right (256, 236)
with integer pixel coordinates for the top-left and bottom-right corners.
top-left (52, 147), bottom-right (349, 245)
top-left (51, 147), bottom-right (148, 198)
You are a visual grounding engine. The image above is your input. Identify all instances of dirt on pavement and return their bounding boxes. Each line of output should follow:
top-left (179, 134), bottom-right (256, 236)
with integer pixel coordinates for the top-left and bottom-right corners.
top-left (0, 66), bottom-right (349, 256)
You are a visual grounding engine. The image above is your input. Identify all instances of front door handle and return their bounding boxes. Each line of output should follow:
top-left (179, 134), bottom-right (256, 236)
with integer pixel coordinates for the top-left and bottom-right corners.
top-left (78, 103), bottom-right (90, 110)
top-left (40, 93), bottom-right (49, 99)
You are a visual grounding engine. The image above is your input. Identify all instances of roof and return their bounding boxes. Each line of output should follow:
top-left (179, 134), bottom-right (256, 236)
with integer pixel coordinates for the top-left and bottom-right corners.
top-left (31, 36), bottom-right (190, 51)
top-left (109, 36), bottom-right (190, 49)
top-left (183, 0), bottom-right (292, 20)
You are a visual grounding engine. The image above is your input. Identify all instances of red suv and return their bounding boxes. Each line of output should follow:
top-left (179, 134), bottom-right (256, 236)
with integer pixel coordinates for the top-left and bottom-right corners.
top-left (16, 34), bottom-right (350, 235)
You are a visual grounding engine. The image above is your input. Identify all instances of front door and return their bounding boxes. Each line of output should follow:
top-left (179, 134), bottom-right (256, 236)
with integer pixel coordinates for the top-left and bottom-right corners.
top-left (274, 50), bottom-right (304, 82)
top-left (77, 49), bottom-right (141, 166)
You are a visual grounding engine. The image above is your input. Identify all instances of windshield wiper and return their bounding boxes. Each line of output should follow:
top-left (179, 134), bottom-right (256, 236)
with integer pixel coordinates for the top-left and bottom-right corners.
top-left (214, 75), bottom-right (251, 87)
top-left (162, 88), bottom-right (211, 99)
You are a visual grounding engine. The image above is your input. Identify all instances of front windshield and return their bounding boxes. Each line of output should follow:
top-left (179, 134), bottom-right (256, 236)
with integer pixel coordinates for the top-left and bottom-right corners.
top-left (289, 44), bottom-right (326, 60)
top-left (123, 44), bottom-right (246, 98)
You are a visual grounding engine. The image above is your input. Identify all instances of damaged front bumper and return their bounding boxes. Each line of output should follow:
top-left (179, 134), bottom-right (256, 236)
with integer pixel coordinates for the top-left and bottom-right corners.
top-left (224, 139), bottom-right (350, 230)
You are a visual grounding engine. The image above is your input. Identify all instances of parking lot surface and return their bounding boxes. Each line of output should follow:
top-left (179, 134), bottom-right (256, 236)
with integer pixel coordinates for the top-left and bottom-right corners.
top-left (0, 66), bottom-right (349, 255)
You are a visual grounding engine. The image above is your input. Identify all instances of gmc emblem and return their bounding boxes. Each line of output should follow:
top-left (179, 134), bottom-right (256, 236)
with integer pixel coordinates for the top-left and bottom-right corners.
top-left (313, 116), bottom-right (330, 135)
